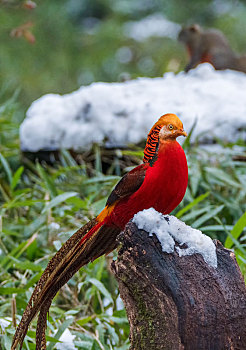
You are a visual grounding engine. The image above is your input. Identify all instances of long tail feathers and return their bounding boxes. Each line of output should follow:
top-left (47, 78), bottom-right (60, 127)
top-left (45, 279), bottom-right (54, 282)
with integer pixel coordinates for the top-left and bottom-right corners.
top-left (11, 219), bottom-right (121, 350)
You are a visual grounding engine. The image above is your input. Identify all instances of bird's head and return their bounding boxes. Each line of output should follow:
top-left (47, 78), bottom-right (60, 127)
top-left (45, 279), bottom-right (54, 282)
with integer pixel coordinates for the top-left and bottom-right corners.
top-left (157, 113), bottom-right (187, 140)
top-left (143, 113), bottom-right (187, 163)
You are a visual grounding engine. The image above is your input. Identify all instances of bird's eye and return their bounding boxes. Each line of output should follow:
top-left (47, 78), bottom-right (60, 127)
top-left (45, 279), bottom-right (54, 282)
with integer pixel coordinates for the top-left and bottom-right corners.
top-left (169, 124), bottom-right (174, 130)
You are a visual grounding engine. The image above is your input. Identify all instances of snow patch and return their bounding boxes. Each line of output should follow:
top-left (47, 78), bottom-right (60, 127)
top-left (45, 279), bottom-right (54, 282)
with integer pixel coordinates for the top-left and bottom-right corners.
top-left (20, 64), bottom-right (246, 152)
top-left (124, 13), bottom-right (181, 41)
top-left (0, 318), bottom-right (10, 332)
top-left (49, 222), bottom-right (61, 230)
top-left (132, 208), bottom-right (217, 268)
top-left (55, 328), bottom-right (76, 350)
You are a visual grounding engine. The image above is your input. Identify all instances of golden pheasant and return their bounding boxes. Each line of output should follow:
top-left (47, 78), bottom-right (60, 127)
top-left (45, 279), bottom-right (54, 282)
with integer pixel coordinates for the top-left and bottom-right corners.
top-left (12, 113), bottom-right (188, 349)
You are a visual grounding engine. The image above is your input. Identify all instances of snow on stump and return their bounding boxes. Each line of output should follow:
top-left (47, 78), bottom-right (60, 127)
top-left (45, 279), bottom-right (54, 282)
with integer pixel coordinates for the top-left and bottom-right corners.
top-left (112, 208), bottom-right (246, 350)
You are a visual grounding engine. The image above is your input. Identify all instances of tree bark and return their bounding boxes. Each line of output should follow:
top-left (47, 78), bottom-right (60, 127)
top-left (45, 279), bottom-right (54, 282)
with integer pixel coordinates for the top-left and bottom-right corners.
top-left (112, 221), bottom-right (246, 350)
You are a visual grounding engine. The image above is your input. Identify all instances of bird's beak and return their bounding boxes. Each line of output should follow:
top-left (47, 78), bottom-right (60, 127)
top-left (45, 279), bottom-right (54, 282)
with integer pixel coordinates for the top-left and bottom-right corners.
top-left (177, 129), bottom-right (187, 137)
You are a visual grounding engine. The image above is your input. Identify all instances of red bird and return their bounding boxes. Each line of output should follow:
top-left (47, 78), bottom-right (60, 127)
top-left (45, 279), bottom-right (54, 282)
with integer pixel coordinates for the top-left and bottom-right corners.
top-left (12, 113), bottom-right (188, 350)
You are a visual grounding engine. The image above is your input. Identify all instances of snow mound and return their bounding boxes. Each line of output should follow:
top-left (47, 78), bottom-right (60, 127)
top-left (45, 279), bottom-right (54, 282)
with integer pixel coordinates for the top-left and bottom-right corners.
top-left (132, 208), bottom-right (217, 268)
top-left (20, 64), bottom-right (246, 152)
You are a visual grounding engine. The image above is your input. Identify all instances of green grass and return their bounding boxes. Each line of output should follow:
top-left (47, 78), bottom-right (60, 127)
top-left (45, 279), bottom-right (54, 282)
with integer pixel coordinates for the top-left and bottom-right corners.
top-left (0, 94), bottom-right (245, 349)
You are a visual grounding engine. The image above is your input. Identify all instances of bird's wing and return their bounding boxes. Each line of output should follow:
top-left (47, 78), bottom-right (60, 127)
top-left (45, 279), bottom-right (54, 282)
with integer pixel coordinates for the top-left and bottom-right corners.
top-left (106, 163), bottom-right (148, 206)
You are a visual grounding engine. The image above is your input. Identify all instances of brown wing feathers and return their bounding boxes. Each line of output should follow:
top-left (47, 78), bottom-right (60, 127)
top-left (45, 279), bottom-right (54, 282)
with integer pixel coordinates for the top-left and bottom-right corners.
top-left (106, 164), bottom-right (147, 206)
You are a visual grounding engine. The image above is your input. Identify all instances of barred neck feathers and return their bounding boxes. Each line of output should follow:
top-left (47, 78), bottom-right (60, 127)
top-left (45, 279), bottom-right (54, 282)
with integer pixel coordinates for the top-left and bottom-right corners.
top-left (143, 113), bottom-right (187, 166)
top-left (143, 124), bottom-right (162, 166)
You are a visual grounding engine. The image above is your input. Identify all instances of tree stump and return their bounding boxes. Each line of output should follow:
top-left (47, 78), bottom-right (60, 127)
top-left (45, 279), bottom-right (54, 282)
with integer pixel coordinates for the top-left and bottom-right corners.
top-left (112, 221), bottom-right (246, 350)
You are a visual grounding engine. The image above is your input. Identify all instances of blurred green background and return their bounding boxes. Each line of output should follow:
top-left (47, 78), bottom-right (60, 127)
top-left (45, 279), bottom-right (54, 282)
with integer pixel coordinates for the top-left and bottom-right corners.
top-left (1, 1), bottom-right (246, 349)
top-left (1, 0), bottom-right (246, 109)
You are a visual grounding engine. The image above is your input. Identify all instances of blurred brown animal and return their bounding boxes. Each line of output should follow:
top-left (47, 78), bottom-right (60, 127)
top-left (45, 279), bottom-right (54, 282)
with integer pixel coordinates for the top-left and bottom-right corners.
top-left (178, 24), bottom-right (246, 73)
